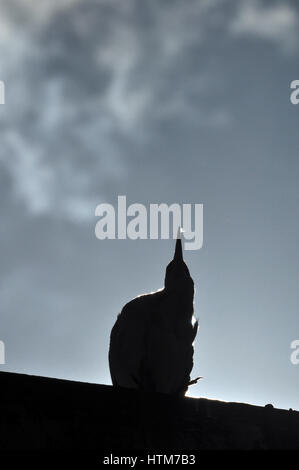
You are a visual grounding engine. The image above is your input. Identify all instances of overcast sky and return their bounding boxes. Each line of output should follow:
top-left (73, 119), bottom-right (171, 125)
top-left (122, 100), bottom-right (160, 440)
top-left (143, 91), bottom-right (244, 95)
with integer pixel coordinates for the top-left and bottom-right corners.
top-left (0, 0), bottom-right (298, 410)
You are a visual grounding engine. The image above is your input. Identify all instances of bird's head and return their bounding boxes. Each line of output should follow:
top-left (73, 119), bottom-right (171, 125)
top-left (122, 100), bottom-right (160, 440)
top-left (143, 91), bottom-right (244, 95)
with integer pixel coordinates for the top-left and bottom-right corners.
top-left (164, 229), bottom-right (193, 292)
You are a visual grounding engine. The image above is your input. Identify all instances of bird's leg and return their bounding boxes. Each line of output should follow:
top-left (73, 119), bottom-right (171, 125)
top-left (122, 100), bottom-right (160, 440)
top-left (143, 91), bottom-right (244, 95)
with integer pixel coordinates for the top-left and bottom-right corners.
top-left (188, 376), bottom-right (203, 386)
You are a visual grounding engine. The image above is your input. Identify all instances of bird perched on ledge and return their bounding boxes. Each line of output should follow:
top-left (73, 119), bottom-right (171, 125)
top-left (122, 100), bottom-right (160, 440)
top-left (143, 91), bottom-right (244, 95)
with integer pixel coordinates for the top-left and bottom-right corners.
top-left (109, 230), bottom-right (199, 396)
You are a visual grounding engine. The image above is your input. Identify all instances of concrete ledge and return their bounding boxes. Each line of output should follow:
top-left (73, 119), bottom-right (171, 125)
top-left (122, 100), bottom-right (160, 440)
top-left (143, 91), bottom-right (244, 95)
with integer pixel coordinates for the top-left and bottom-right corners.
top-left (0, 371), bottom-right (298, 450)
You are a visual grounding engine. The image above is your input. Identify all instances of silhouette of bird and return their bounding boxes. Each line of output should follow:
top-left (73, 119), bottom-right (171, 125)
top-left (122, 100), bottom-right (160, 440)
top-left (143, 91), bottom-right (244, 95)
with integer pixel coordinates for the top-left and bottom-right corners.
top-left (109, 230), bottom-right (199, 395)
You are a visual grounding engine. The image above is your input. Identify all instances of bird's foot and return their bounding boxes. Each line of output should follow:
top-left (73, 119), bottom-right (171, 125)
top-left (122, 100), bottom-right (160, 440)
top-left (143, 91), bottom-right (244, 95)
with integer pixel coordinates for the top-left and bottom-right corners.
top-left (188, 376), bottom-right (203, 386)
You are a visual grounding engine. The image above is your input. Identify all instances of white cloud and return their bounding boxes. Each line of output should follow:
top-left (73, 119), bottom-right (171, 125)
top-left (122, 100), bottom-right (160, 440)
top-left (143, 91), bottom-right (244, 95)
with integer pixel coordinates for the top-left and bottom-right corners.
top-left (0, 0), bottom-right (231, 221)
top-left (230, 0), bottom-right (298, 52)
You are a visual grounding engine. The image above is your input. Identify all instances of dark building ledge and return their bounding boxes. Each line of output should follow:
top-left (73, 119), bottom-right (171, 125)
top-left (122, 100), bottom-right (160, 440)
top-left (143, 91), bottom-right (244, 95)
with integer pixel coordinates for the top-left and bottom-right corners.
top-left (0, 371), bottom-right (298, 450)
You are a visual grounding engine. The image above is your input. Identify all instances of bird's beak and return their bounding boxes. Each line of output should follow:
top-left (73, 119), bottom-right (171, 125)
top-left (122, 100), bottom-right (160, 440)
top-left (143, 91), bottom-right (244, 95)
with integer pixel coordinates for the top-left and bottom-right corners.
top-left (173, 227), bottom-right (183, 262)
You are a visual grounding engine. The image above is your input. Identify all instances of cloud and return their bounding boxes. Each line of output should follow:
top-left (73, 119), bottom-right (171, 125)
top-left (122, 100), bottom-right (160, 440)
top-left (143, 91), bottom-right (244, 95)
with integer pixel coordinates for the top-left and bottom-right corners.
top-left (0, 0), bottom-right (233, 221)
top-left (230, 0), bottom-right (298, 52)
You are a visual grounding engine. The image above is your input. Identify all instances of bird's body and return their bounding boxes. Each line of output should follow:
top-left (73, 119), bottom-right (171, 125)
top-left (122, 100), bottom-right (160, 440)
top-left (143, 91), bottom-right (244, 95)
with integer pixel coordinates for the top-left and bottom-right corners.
top-left (109, 234), bottom-right (198, 395)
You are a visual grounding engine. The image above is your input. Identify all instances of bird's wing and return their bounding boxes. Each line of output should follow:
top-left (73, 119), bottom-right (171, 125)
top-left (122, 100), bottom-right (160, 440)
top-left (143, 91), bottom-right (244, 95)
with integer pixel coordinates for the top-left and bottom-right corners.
top-left (145, 295), bottom-right (197, 394)
top-left (109, 294), bottom-right (155, 388)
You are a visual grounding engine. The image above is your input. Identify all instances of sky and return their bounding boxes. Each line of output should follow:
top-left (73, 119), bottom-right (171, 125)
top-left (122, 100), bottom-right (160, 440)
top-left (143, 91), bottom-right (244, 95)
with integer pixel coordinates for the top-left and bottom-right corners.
top-left (0, 0), bottom-right (298, 410)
